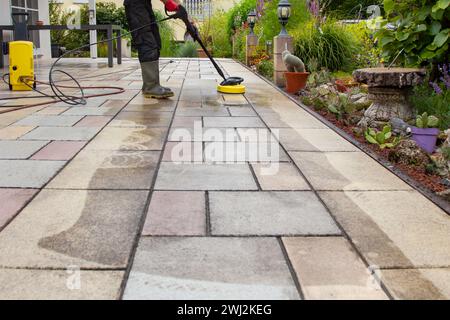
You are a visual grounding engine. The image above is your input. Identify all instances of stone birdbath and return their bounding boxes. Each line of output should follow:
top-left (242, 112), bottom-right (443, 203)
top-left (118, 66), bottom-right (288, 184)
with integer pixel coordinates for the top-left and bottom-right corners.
top-left (353, 68), bottom-right (426, 127)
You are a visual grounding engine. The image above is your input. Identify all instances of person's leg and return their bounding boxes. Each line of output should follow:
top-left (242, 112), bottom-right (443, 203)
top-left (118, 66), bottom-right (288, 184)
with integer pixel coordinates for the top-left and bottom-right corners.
top-left (125, 1), bottom-right (173, 99)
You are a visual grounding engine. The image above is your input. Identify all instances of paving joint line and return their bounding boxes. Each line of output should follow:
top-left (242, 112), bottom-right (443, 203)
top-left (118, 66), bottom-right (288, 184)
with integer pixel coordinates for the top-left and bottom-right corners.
top-left (118, 60), bottom-right (186, 300)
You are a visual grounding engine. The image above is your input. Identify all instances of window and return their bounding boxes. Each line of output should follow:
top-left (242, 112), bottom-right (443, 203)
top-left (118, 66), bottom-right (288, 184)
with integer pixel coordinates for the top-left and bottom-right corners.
top-left (11, 0), bottom-right (40, 48)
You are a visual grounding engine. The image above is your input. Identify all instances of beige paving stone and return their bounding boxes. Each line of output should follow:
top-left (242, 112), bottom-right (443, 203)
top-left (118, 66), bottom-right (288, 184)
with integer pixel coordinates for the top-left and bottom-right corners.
top-left (0, 126), bottom-right (35, 140)
top-left (176, 106), bottom-right (229, 117)
top-left (319, 191), bottom-right (450, 268)
top-left (204, 117), bottom-right (265, 128)
top-left (123, 237), bottom-right (300, 300)
top-left (172, 116), bottom-right (202, 128)
top-left (14, 115), bottom-right (84, 127)
top-left (0, 189), bottom-right (148, 268)
top-left (0, 269), bottom-right (123, 300)
top-left (48, 150), bottom-right (160, 190)
top-left (85, 127), bottom-right (166, 151)
top-left (35, 106), bottom-right (69, 115)
top-left (260, 110), bottom-right (328, 129)
top-left (142, 191), bottom-right (205, 236)
top-left (20, 126), bottom-right (100, 141)
top-left (283, 237), bottom-right (388, 300)
top-left (251, 163), bottom-right (310, 190)
top-left (277, 128), bottom-right (359, 152)
top-left (380, 268), bottom-right (450, 300)
top-left (155, 163), bottom-right (258, 190)
top-left (291, 151), bottom-right (411, 191)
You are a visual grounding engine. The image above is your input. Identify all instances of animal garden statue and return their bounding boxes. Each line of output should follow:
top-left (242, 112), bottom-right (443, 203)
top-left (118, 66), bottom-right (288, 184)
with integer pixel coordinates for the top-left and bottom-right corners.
top-left (282, 50), bottom-right (306, 73)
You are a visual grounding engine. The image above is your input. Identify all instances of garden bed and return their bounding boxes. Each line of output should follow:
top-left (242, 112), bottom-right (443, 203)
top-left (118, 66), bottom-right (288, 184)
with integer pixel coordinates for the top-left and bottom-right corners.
top-left (313, 107), bottom-right (447, 194)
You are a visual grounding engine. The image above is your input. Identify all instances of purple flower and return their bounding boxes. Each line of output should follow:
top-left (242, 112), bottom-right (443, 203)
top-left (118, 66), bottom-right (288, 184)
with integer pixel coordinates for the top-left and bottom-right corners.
top-left (430, 81), bottom-right (443, 95)
top-left (440, 64), bottom-right (450, 89)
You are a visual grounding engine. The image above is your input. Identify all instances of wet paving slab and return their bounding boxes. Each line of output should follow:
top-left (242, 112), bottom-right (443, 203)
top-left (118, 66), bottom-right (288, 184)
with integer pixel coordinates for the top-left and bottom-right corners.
top-left (1, 58), bottom-right (449, 299)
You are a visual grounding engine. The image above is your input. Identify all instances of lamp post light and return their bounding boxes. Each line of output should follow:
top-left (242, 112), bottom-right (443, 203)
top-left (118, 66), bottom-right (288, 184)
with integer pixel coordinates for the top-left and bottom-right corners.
top-left (277, 0), bottom-right (292, 36)
top-left (247, 9), bottom-right (257, 35)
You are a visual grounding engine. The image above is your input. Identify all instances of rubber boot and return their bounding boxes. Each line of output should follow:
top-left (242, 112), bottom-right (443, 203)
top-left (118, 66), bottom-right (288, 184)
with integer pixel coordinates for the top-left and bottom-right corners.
top-left (141, 61), bottom-right (174, 99)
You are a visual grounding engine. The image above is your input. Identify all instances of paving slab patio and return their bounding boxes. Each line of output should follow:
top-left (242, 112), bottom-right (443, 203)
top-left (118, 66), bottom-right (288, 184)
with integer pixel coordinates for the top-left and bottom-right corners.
top-left (123, 237), bottom-right (300, 300)
top-left (0, 58), bottom-right (449, 300)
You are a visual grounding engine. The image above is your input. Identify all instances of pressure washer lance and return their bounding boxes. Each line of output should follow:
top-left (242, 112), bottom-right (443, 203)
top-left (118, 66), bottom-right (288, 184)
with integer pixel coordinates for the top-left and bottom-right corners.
top-left (165, 5), bottom-right (245, 94)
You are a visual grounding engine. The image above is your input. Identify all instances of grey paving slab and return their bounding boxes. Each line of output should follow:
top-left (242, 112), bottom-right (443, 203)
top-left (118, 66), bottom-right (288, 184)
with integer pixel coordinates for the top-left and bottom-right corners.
top-left (123, 237), bottom-right (300, 300)
top-left (259, 111), bottom-right (328, 129)
top-left (228, 107), bottom-right (257, 117)
top-left (283, 237), bottom-right (387, 300)
top-left (204, 117), bottom-right (265, 128)
top-left (168, 127), bottom-right (240, 142)
top-left (142, 191), bottom-right (205, 236)
top-left (0, 160), bottom-right (66, 188)
top-left (319, 191), bottom-right (450, 268)
top-left (20, 127), bottom-right (100, 141)
top-left (0, 140), bottom-right (49, 159)
top-left (0, 189), bottom-right (148, 268)
top-left (0, 269), bottom-right (123, 300)
top-left (210, 192), bottom-right (340, 236)
top-left (204, 142), bottom-right (289, 162)
top-left (85, 127), bottom-right (167, 151)
top-left (48, 150), bottom-right (160, 190)
top-left (291, 151), bottom-right (412, 191)
top-left (155, 163), bottom-right (258, 190)
top-left (276, 128), bottom-right (359, 152)
top-left (14, 115), bottom-right (84, 127)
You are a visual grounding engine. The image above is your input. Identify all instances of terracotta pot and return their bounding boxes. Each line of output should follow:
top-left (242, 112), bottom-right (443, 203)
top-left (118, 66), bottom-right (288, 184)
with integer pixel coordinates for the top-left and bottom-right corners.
top-left (284, 72), bottom-right (309, 94)
top-left (36, 20), bottom-right (44, 26)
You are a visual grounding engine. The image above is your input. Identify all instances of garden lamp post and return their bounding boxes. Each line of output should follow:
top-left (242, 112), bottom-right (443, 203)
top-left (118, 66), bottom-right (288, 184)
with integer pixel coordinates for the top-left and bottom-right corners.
top-left (277, 0), bottom-right (292, 36)
top-left (247, 10), bottom-right (257, 35)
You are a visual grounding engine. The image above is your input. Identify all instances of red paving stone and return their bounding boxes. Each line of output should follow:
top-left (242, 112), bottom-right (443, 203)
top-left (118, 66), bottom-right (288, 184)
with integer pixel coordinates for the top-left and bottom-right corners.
top-left (30, 141), bottom-right (86, 161)
top-left (0, 189), bottom-right (38, 229)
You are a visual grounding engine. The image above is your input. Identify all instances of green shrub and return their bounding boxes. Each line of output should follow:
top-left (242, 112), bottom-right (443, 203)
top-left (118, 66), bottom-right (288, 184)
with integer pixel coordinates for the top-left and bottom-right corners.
top-left (256, 59), bottom-right (274, 80)
top-left (324, 0), bottom-right (384, 19)
top-left (293, 20), bottom-right (359, 72)
top-left (256, 0), bottom-right (311, 42)
top-left (201, 10), bottom-right (233, 58)
top-left (176, 41), bottom-right (199, 58)
top-left (411, 78), bottom-right (450, 130)
top-left (345, 21), bottom-right (382, 68)
top-left (375, 0), bottom-right (449, 67)
top-left (154, 11), bottom-right (176, 57)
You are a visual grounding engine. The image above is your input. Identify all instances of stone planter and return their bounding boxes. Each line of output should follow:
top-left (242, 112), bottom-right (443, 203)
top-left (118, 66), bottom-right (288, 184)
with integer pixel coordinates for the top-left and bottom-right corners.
top-left (410, 127), bottom-right (440, 154)
top-left (353, 68), bottom-right (426, 127)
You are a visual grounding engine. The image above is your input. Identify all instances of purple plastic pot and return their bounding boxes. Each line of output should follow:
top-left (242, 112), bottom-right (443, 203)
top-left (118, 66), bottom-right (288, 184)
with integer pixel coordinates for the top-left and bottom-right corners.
top-left (410, 127), bottom-right (440, 153)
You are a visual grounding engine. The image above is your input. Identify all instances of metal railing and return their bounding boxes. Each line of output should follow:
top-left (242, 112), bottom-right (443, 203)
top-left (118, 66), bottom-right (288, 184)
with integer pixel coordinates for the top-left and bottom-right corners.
top-left (183, 0), bottom-right (212, 21)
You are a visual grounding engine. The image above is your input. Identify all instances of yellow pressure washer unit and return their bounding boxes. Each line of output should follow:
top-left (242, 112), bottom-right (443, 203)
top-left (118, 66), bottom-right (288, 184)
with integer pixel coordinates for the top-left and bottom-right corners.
top-left (8, 13), bottom-right (35, 91)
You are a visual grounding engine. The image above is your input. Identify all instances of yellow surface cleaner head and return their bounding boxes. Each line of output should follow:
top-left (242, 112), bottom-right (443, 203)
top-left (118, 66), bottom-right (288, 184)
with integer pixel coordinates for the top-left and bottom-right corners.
top-left (217, 76), bottom-right (246, 94)
top-left (217, 84), bottom-right (246, 94)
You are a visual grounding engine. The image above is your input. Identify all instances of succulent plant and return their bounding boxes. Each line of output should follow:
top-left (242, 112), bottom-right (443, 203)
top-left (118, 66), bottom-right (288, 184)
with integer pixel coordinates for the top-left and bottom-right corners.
top-left (416, 112), bottom-right (440, 129)
top-left (365, 125), bottom-right (400, 149)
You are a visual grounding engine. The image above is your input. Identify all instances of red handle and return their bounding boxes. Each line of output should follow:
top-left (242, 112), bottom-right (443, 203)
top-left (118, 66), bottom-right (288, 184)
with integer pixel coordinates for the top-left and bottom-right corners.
top-left (165, 0), bottom-right (179, 12)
